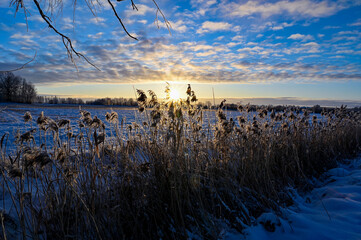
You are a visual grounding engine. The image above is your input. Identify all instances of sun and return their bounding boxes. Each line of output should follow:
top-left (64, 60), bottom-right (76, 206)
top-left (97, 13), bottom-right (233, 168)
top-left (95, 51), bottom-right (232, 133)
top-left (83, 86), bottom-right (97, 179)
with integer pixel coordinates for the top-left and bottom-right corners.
top-left (169, 88), bottom-right (181, 101)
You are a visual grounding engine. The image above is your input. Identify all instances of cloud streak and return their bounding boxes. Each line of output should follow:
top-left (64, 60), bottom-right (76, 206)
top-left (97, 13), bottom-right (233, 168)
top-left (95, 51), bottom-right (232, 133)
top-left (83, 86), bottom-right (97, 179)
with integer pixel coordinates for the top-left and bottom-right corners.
top-left (287, 33), bottom-right (314, 41)
top-left (2, 36), bottom-right (360, 86)
top-left (196, 21), bottom-right (238, 34)
top-left (221, 0), bottom-right (352, 19)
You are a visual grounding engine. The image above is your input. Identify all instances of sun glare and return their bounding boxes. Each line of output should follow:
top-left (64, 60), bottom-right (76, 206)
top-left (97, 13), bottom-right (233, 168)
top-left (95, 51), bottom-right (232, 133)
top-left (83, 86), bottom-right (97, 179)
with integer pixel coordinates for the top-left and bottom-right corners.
top-left (169, 89), bottom-right (181, 101)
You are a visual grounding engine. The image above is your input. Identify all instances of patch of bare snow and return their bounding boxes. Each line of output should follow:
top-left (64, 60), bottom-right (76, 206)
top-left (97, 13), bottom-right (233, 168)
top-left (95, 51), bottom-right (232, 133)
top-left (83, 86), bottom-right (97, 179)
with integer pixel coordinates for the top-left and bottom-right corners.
top-left (225, 157), bottom-right (361, 240)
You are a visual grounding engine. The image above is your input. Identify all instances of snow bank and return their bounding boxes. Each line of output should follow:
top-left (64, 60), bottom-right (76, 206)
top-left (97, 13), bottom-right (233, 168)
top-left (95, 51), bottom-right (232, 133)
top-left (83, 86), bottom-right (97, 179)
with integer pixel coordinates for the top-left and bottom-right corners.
top-left (227, 157), bottom-right (361, 240)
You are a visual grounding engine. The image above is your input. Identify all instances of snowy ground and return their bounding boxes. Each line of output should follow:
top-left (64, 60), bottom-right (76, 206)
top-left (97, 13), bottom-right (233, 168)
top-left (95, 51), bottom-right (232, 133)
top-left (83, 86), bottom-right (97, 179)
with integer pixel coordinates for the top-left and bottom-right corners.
top-left (0, 103), bottom-right (241, 151)
top-left (225, 157), bottom-right (361, 240)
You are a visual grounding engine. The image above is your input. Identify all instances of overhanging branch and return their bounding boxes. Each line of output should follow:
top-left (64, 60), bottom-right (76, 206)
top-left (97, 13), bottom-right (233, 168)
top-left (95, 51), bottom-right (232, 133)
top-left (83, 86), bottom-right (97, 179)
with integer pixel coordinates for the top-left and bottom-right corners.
top-left (0, 51), bottom-right (37, 73)
top-left (33, 0), bottom-right (100, 71)
top-left (107, 0), bottom-right (138, 40)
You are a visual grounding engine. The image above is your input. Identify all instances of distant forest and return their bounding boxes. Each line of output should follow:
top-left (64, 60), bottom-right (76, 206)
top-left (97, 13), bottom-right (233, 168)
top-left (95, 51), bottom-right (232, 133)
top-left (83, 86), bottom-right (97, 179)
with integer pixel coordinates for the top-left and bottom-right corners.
top-left (0, 72), bottom-right (138, 106)
top-left (0, 72), bottom-right (37, 103)
top-left (39, 96), bottom-right (138, 107)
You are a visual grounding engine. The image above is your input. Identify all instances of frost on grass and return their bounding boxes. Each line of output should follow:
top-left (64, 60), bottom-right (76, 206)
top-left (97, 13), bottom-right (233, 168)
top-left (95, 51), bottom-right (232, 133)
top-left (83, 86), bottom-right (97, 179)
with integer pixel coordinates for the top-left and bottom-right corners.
top-left (0, 87), bottom-right (360, 239)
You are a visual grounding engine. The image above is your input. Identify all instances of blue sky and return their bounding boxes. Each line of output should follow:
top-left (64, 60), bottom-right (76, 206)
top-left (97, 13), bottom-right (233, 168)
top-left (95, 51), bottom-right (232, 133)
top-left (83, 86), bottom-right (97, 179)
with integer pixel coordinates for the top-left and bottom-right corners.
top-left (0, 0), bottom-right (361, 105)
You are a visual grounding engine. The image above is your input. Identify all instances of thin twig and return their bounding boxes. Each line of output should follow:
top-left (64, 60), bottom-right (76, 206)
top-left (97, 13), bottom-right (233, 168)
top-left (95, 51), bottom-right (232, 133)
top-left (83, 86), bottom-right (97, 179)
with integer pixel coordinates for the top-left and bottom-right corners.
top-left (0, 52), bottom-right (37, 73)
top-left (151, 0), bottom-right (171, 34)
top-left (0, 212), bottom-right (8, 240)
top-left (319, 195), bottom-right (332, 221)
top-left (32, 0), bottom-right (100, 71)
top-left (107, 0), bottom-right (138, 40)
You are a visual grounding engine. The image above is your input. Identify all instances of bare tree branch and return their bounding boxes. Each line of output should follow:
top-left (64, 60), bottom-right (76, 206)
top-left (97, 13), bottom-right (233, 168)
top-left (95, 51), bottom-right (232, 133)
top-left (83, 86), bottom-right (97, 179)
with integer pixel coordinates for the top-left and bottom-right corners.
top-left (107, 0), bottom-right (138, 40)
top-left (130, 0), bottom-right (138, 11)
top-left (8, 0), bottom-right (171, 70)
top-left (33, 0), bottom-right (101, 71)
top-left (151, 0), bottom-right (171, 34)
top-left (0, 52), bottom-right (37, 73)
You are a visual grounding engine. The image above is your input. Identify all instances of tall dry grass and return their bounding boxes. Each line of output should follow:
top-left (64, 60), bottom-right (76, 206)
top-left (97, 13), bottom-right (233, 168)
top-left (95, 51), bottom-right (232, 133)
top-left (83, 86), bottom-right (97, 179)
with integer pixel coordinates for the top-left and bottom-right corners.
top-left (0, 85), bottom-right (360, 239)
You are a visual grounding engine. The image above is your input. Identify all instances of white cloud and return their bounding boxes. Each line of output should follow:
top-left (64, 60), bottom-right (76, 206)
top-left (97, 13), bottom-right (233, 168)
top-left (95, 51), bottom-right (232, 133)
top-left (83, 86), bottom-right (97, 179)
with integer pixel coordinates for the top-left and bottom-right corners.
top-left (190, 0), bottom-right (218, 17)
top-left (331, 34), bottom-right (359, 42)
top-left (349, 18), bottom-right (361, 26)
top-left (187, 44), bottom-right (228, 53)
top-left (247, 42), bottom-right (258, 46)
top-left (282, 42), bottom-right (321, 54)
top-left (10, 33), bottom-right (33, 40)
top-left (231, 61), bottom-right (252, 71)
top-left (297, 54), bottom-right (320, 61)
top-left (271, 22), bottom-right (294, 30)
top-left (336, 50), bottom-right (354, 54)
top-left (197, 21), bottom-right (234, 34)
top-left (9, 33), bottom-right (39, 48)
top-left (337, 30), bottom-right (360, 35)
top-left (60, 17), bottom-right (79, 30)
top-left (125, 4), bottom-right (154, 17)
top-left (89, 17), bottom-right (106, 25)
top-left (288, 33), bottom-right (314, 41)
top-left (215, 36), bottom-right (225, 41)
top-left (231, 35), bottom-right (243, 41)
top-left (169, 20), bottom-right (188, 33)
top-left (28, 15), bottom-right (44, 23)
top-left (1, 23), bottom-right (13, 31)
top-left (191, 0), bottom-right (217, 8)
top-left (189, 44), bottom-right (213, 51)
top-left (329, 55), bottom-right (345, 59)
top-left (87, 32), bottom-right (104, 39)
top-left (301, 42), bottom-right (320, 53)
top-left (221, 0), bottom-right (345, 19)
top-left (196, 50), bottom-right (216, 57)
top-left (237, 46), bottom-right (265, 55)
top-left (324, 25), bottom-right (341, 29)
top-left (227, 42), bottom-right (243, 47)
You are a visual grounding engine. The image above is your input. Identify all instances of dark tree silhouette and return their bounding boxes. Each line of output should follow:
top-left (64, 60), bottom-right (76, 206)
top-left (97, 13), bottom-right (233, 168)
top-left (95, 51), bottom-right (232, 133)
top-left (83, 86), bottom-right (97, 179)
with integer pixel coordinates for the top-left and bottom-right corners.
top-left (0, 72), bottom-right (20, 102)
top-left (0, 72), bottom-right (37, 103)
top-left (20, 78), bottom-right (37, 103)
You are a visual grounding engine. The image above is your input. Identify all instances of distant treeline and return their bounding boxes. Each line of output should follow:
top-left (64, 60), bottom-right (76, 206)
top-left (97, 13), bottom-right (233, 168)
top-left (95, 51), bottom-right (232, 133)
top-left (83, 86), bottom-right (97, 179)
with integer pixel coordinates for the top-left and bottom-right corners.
top-left (0, 72), bottom-right (37, 103)
top-left (36, 96), bottom-right (85, 105)
top-left (36, 96), bottom-right (138, 106)
top-left (0, 72), bottom-right (139, 106)
top-left (30, 96), bottom-right (361, 113)
top-left (1, 73), bottom-right (360, 112)
top-left (220, 103), bottom-right (361, 113)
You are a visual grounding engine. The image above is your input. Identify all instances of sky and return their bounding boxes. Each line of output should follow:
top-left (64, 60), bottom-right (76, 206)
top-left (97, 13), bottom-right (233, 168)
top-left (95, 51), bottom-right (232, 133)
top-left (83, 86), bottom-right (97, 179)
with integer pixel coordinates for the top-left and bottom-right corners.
top-left (0, 0), bottom-right (361, 106)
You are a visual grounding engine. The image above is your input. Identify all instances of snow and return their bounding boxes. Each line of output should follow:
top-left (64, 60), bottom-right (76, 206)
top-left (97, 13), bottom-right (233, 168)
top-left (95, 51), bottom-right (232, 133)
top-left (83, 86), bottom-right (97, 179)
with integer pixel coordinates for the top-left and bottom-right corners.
top-left (229, 157), bottom-right (361, 240)
top-left (0, 103), bottom-right (240, 151)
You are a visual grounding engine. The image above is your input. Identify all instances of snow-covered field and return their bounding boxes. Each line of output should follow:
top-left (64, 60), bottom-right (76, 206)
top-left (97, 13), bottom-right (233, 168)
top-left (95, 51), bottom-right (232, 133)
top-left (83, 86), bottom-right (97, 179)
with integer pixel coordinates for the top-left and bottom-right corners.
top-left (0, 103), bottom-right (244, 150)
top-left (0, 103), bottom-right (322, 138)
top-left (225, 157), bottom-right (361, 240)
top-left (0, 103), bottom-right (138, 133)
